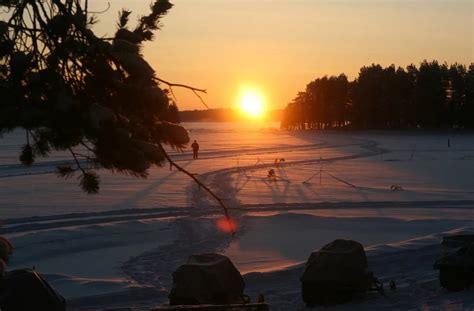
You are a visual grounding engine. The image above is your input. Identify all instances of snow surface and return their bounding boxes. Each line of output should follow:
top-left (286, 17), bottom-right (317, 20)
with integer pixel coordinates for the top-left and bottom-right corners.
top-left (1, 122), bottom-right (473, 310)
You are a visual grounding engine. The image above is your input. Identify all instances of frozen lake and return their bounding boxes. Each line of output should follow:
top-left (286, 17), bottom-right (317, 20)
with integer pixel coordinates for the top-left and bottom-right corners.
top-left (2, 123), bottom-right (474, 217)
top-left (1, 123), bottom-right (473, 310)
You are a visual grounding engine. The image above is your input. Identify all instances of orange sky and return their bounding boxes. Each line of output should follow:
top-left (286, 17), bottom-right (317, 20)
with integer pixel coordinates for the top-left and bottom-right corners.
top-left (92, 0), bottom-right (473, 111)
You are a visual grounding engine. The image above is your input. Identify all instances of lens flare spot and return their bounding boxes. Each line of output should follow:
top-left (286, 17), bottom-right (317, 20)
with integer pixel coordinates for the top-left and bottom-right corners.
top-left (217, 217), bottom-right (237, 233)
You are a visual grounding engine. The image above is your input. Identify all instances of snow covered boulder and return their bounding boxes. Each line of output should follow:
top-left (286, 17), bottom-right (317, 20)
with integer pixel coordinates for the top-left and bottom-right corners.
top-left (0, 236), bottom-right (13, 261)
top-left (441, 234), bottom-right (474, 253)
top-left (169, 253), bottom-right (245, 305)
top-left (0, 269), bottom-right (66, 311)
top-left (300, 239), bottom-right (372, 306)
top-left (434, 234), bottom-right (474, 292)
top-left (0, 236), bottom-right (13, 276)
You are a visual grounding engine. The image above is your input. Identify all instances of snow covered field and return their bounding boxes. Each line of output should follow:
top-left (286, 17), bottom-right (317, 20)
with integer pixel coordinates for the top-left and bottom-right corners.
top-left (1, 122), bottom-right (473, 310)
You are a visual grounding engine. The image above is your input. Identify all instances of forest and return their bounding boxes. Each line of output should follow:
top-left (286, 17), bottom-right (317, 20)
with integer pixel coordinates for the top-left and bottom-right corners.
top-left (281, 61), bottom-right (474, 130)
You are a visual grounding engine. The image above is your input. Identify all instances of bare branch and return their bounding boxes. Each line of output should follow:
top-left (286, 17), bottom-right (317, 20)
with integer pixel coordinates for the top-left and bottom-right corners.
top-left (168, 87), bottom-right (178, 103)
top-left (80, 141), bottom-right (95, 153)
top-left (156, 143), bottom-right (235, 235)
top-left (68, 147), bottom-right (86, 174)
top-left (192, 89), bottom-right (210, 109)
top-left (2, 22), bottom-right (42, 32)
top-left (155, 77), bottom-right (210, 109)
top-left (155, 77), bottom-right (207, 93)
top-left (87, 1), bottom-right (110, 14)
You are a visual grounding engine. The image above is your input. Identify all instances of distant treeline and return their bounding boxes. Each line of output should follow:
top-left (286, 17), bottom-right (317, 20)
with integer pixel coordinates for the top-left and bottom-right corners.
top-left (179, 108), bottom-right (282, 122)
top-left (281, 61), bottom-right (474, 130)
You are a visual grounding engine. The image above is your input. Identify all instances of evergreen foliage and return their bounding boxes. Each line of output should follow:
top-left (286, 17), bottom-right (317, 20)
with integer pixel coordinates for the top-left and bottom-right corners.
top-left (0, 0), bottom-right (187, 193)
top-left (281, 61), bottom-right (474, 130)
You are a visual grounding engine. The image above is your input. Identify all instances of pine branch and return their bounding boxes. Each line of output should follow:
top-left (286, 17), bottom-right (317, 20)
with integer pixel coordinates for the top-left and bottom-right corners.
top-left (56, 165), bottom-right (77, 179)
top-left (68, 147), bottom-right (100, 194)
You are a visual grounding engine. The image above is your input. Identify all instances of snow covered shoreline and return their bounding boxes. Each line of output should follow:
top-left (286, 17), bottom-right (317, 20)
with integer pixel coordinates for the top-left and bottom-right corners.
top-left (1, 123), bottom-right (474, 309)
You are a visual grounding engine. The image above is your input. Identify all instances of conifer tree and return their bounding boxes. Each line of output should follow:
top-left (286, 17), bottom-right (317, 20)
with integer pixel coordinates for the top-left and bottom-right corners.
top-left (0, 0), bottom-right (194, 194)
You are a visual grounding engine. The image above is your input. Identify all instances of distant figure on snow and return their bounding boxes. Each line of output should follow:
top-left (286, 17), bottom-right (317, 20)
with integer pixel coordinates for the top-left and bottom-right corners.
top-left (191, 140), bottom-right (200, 159)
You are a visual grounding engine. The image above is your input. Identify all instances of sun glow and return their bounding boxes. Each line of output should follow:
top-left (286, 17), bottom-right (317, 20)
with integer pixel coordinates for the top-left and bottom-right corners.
top-left (239, 89), bottom-right (265, 119)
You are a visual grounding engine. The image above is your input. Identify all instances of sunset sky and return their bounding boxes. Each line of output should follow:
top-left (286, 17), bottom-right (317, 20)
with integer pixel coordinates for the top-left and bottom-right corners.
top-left (92, 0), bottom-right (473, 111)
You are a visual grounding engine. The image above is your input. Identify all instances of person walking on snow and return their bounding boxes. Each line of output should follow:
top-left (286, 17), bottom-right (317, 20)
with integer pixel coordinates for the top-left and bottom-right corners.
top-left (191, 140), bottom-right (200, 159)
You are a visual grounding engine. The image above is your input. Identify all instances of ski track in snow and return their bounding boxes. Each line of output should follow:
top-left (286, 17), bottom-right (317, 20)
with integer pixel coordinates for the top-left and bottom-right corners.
top-left (115, 137), bottom-right (473, 309)
top-left (0, 142), bottom-right (328, 179)
top-left (1, 137), bottom-right (384, 234)
top-left (2, 130), bottom-right (474, 310)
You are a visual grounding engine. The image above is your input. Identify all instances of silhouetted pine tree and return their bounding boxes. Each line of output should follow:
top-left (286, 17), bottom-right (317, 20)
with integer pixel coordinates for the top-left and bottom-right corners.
top-left (0, 0), bottom-right (191, 193)
top-left (414, 61), bottom-right (448, 128)
top-left (463, 64), bottom-right (474, 128)
top-left (281, 61), bottom-right (473, 130)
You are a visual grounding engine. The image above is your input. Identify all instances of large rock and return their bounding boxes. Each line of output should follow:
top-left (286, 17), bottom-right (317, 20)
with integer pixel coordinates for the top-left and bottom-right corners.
top-left (169, 253), bottom-right (245, 305)
top-left (0, 236), bottom-right (13, 262)
top-left (301, 239), bottom-right (372, 306)
top-left (441, 234), bottom-right (474, 253)
top-left (0, 236), bottom-right (13, 276)
top-left (0, 269), bottom-right (66, 311)
top-left (434, 234), bottom-right (474, 291)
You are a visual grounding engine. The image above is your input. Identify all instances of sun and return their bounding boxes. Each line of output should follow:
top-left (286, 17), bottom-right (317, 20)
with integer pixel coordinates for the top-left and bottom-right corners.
top-left (239, 90), bottom-right (265, 118)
